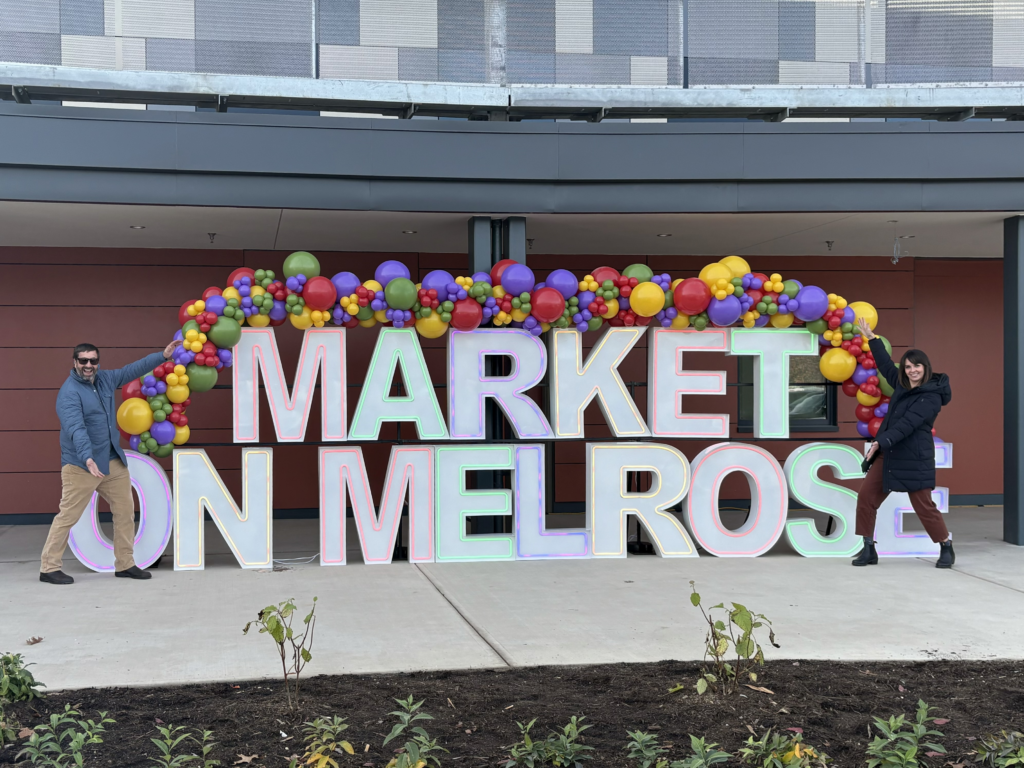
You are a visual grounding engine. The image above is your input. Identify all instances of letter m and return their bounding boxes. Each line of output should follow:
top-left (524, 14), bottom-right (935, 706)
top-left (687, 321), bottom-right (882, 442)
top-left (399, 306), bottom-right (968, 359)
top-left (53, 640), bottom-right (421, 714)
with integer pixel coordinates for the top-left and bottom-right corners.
top-left (233, 327), bottom-right (346, 443)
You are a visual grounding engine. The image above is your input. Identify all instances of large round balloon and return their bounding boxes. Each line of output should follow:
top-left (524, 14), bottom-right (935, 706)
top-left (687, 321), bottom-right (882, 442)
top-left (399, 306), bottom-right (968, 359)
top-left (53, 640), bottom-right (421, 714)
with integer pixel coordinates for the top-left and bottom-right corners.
top-left (185, 363), bottom-right (218, 393)
top-left (868, 416), bottom-right (884, 438)
top-left (331, 271), bottom-right (361, 299)
top-left (699, 262), bottom-right (733, 289)
top-left (630, 282), bottom-right (665, 318)
top-left (415, 311), bottom-right (449, 339)
top-left (172, 424), bottom-right (191, 446)
top-left (282, 251), bottom-right (321, 279)
top-left (590, 266), bottom-right (620, 285)
top-left (422, 270), bottom-right (455, 294)
top-left (450, 297), bottom-right (483, 331)
top-left (530, 287), bottom-right (565, 323)
top-left (793, 285), bottom-right (829, 322)
top-left (117, 398), bottom-right (154, 435)
top-left (855, 404), bottom-right (875, 422)
top-left (819, 348), bottom-right (857, 383)
top-left (875, 334), bottom-right (893, 356)
top-left (375, 260), bottom-right (411, 286)
top-left (879, 376), bottom-right (895, 397)
top-left (673, 277), bottom-right (712, 315)
top-left (856, 421), bottom-right (871, 438)
top-left (226, 267), bottom-right (256, 287)
top-left (546, 269), bottom-right (579, 299)
top-left (856, 389), bottom-right (881, 407)
top-left (489, 259), bottom-right (519, 288)
top-left (805, 318), bottom-right (828, 335)
top-left (207, 316), bottom-right (242, 349)
top-left (151, 420), bottom-right (176, 446)
top-left (501, 264), bottom-right (536, 296)
top-left (205, 295), bottom-right (227, 316)
top-left (121, 378), bottom-right (143, 402)
top-left (622, 263), bottom-right (654, 283)
top-left (385, 277), bottom-right (417, 310)
top-left (707, 295), bottom-right (742, 326)
top-left (178, 300), bottom-right (195, 327)
top-left (768, 312), bottom-right (794, 328)
top-left (301, 276), bottom-right (338, 311)
top-left (719, 255), bottom-right (751, 279)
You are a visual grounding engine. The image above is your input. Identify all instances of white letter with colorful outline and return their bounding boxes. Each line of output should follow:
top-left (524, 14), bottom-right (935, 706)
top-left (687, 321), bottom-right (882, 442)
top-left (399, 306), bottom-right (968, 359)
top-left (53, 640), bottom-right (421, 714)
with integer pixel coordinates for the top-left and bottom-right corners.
top-left (514, 444), bottom-right (589, 559)
top-left (784, 442), bottom-right (864, 557)
top-left (871, 440), bottom-right (952, 557)
top-left (435, 444), bottom-right (516, 562)
top-left (648, 327), bottom-right (730, 439)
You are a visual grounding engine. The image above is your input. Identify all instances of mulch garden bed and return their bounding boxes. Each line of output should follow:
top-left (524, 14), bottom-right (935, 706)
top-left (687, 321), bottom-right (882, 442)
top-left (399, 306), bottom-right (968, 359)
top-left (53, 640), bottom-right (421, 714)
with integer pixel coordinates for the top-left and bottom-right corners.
top-left (2, 660), bottom-right (1022, 766)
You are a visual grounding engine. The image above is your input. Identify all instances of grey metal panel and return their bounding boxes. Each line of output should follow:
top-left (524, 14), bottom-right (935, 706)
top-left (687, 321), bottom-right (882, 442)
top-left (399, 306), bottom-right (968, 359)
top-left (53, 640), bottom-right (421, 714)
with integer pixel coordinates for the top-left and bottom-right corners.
top-left (1, 0), bottom-right (60, 34)
top-left (885, 2), bottom-right (993, 69)
top-left (507, 49), bottom-right (554, 83)
top-left (369, 179), bottom-right (558, 212)
top-left (778, 0), bottom-right (814, 62)
top-left (194, 40), bottom-right (312, 77)
top-left (437, 0), bottom-right (484, 51)
top-left (687, 0), bottom-right (778, 60)
top-left (0, 31), bottom-right (61, 64)
top-left (688, 57), bottom-right (779, 85)
top-left (175, 172), bottom-right (372, 208)
top-left (555, 132), bottom-right (745, 180)
top-left (317, 0), bottom-right (360, 46)
top-left (398, 46), bottom-right (438, 81)
top-left (438, 48), bottom-right (486, 82)
top-left (551, 181), bottom-right (740, 213)
top-left (1004, 216), bottom-right (1024, 546)
top-left (0, 166), bottom-right (182, 204)
top-left (146, 38), bottom-right (196, 73)
top-left (59, 0), bottom-right (103, 36)
top-left (737, 181), bottom-right (926, 213)
top-left (195, 0), bottom-right (312, 43)
top-left (593, 0), bottom-right (668, 57)
top-left (555, 52), bottom-right (629, 84)
top-left (508, 0), bottom-right (555, 53)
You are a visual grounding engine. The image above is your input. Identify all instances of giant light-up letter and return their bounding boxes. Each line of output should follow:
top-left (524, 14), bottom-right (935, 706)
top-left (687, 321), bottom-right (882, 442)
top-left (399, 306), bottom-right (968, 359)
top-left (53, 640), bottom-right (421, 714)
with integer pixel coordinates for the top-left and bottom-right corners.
top-left (448, 328), bottom-right (554, 439)
top-left (687, 443), bottom-right (787, 557)
top-left (435, 445), bottom-right (516, 562)
top-left (729, 328), bottom-right (818, 439)
top-left (783, 442), bottom-right (864, 557)
top-left (69, 450), bottom-right (173, 572)
top-left (648, 327), bottom-right (730, 439)
top-left (173, 448), bottom-right (273, 570)
top-left (873, 441), bottom-right (952, 557)
top-left (349, 328), bottom-right (449, 441)
top-left (549, 327), bottom-right (649, 439)
top-left (319, 446), bottom-right (435, 565)
top-left (515, 444), bottom-right (589, 558)
top-left (233, 327), bottom-right (346, 443)
top-left (589, 443), bottom-right (697, 558)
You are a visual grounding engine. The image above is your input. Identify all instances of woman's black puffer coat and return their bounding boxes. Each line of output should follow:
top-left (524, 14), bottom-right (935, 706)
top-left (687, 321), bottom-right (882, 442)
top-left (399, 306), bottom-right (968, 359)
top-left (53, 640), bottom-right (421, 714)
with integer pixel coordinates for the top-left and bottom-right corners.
top-left (868, 337), bottom-right (951, 494)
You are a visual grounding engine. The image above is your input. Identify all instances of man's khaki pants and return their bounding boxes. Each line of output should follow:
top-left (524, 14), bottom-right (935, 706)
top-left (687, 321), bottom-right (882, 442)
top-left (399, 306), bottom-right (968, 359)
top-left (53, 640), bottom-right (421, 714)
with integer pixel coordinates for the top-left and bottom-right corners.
top-left (41, 460), bottom-right (137, 573)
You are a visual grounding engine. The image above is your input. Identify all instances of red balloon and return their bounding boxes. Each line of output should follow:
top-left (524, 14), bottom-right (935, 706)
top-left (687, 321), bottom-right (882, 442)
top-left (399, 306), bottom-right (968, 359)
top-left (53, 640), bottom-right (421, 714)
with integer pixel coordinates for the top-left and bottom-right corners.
top-left (122, 378), bottom-right (144, 401)
top-left (746, 289), bottom-right (764, 305)
top-left (227, 267), bottom-right (256, 287)
top-left (301, 276), bottom-right (338, 311)
top-left (841, 379), bottom-right (860, 398)
top-left (855, 404), bottom-right (875, 421)
top-left (868, 416), bottom-right (884, 437)
top-left (202, 286), bottom-right (223, 300)
top-left (490, 259), bottom-right (519, 288)
top-left (673, 277), bottom-right (712, 315)
top-left (179, 300), bottom-right (196, 327)
top-left (269, 315), bottom-right (287, 327)
top-left (530, 287), bottom-right (566, 323)
top-left (450, 297), bottom-right (484, 332)
top-left (591, 266), bottom-right (620, 285)
top-left (752, 272), bottom-right (770, 287)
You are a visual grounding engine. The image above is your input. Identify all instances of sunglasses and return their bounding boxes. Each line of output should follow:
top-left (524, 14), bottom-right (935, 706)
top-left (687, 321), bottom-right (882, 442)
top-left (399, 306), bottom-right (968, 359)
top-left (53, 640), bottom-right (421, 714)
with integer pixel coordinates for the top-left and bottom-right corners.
top-left (76, 357), bottom-right (99, 366)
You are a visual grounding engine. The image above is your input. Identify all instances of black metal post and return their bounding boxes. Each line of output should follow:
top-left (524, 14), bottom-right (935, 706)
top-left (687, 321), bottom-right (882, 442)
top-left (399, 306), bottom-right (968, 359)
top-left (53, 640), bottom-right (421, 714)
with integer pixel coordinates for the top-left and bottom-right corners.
top-left (1003, 217), bottom-right (1024, 545)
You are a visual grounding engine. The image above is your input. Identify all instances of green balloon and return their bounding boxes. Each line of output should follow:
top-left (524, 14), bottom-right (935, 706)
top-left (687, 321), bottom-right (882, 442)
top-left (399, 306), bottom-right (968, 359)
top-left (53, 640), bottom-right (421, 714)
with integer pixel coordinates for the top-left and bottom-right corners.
top-left (186, 363), bottom-right (219, 393)
top-left (282, 251), bottom-right (321, 279)
top-left (663, 290), bottom-right (673, 311)
top-left (154, 443), bottom-right (174, 458)
top-left (782, 280), bottom-right (801, 299)
top-left (146, 438), bottom-right (158, 451)
top-left (207, 316), bottom-right (242, 349)
top-left (384, 277), bottom-right (417, 310)
top-left (356, 304), bottom-right (374, 321)
top-left (622, 263), bottom-right (654, 283)
top-left (153, 410), bottom-right (166, 422)
top-left (587, 317), bottom-right (603, 332)
top-left (806, 318), bottom-right (828, 335)
top-left (181, 319), bottom-right (199, 335)
top-left (879, 376), bottom-right (894, 397)
top-left (137, 443), bottom-right (149, 455)
top-left (876, 334), bottom-right (893, 356)
top-left (140, 431), bottom-right (151, 441)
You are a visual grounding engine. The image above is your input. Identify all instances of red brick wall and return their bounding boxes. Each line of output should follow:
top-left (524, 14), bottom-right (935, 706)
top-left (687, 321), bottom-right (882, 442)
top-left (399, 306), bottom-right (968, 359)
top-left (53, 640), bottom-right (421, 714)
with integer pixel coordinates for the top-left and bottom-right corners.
top-left (0, 248), bottom-right (1000, 517)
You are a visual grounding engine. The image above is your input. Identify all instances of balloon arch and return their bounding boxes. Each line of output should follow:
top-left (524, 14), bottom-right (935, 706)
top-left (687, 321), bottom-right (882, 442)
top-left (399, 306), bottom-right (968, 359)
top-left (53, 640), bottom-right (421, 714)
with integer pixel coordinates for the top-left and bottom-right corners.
top-left (115, 252), bottom-right (890, 454)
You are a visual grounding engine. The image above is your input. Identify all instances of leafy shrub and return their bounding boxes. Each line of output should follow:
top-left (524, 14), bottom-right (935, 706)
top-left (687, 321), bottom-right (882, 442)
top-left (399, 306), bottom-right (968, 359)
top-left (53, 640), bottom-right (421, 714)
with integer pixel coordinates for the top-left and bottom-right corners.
top-left (674, 736), bottom-right (732, 768)
top-left (504, 716), bottom-right (593, 767)
top-left (0, 653), bottom-right (44, 702)
top-left (382, 696), bottom-right (447, 768)
top-left (149, 724), bottom-right (219, 768)
top-left (0, 701), bottom-right (20, 749)
top-left (625, 730), bottom-right (668, 768)
top-left (865, 700), bottom-right (946, 768)
top-left (297, 716), bottom-right (355, 768)
top-left (738, 729), bottom-right (831, 767)
top-left (624, 732), bottom-right (730, 768)
top-left (973, 731), bottom-right (1024, 767)
top-left (243, 597), bottom-right (317, 710)
top-left (16, 704), bottom-right (114, 767)
top-left (505, 720), bottom-right (549, 768)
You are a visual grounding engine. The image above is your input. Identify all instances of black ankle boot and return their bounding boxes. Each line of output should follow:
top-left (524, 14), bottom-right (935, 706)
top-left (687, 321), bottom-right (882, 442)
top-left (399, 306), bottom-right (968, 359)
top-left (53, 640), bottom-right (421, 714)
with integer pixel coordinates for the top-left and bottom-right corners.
top-left (852, 540), bottom-right (878, 567)
top-left (936, 539), bottom-right (955, 569)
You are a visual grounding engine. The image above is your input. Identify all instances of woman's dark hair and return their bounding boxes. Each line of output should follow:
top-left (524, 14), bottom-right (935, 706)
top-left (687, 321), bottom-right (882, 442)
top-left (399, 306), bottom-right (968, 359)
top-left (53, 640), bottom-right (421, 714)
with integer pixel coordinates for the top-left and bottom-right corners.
top-left (898, 348), bottom-right (932, 389)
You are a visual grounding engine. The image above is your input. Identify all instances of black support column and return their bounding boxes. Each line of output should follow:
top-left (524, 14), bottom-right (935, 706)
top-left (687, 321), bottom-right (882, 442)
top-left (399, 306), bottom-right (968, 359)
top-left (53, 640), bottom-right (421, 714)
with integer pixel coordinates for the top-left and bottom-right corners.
top-left (1004, 217), bottom-right (1024, 545)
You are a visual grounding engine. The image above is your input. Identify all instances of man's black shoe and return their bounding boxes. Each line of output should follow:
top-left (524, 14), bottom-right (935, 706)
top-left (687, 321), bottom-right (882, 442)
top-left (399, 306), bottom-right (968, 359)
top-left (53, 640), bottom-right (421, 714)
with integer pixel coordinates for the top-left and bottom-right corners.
top-left (40, 570), bottom-right (74, 585)
top-left (115, 566), bottom-right (152, 580)
top-left (852, 540), bottom-right (878, 567)
top-left (936, 540), bottom-right (955, 569)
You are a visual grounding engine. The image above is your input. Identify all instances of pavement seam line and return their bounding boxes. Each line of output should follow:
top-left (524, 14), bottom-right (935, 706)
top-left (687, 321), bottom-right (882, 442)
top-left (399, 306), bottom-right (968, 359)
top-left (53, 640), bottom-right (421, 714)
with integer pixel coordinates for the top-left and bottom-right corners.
top-left (414, 564), bottom-right (516, 668)
top-left (914, 558), bottom-right (1024, 596)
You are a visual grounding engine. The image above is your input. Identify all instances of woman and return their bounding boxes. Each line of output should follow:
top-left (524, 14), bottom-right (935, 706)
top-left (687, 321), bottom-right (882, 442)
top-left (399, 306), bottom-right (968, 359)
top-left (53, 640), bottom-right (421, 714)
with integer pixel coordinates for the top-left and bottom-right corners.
top-left (852, 317), bottom-right (954, 569)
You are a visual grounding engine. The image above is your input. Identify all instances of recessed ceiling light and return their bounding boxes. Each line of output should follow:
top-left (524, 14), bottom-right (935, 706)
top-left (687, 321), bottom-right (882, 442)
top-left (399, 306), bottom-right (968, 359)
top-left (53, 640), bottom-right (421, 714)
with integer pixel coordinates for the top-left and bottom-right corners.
top-left (656, 233), bottom-right (672, 237)
top-left (129, 225), bottom-right (145, 229)
top-left (402, 230), bottom-right (417, 234)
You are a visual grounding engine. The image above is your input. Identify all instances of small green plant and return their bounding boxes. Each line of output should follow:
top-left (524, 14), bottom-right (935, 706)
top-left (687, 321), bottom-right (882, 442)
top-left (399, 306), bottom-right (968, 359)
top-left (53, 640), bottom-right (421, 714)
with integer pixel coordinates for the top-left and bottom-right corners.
top-left (504, 720), bottom-right (549, 768)
top-left (299, 716), bottom-right (355, 768)
top-left (674, 736), bottom-right (732, 768)
top-left (682, 581), bottom-right (778, 696)
top-left (148, 725), bottom-right (220, 768)
top-left (865, 700), bottom-right (946, 768)
top-left (0, 699), bottom-right (21, 748)
top-left (738, 729), bottom-right (830, 767)
top-left (16, 704), bottom-right (114, 767)
top-left (625, 730), bottom-right (668, 768)
top-left (974, 731), bottom-right (1024, 767)
top-left (504, 717), bottom-right (593, 768)
top-left (243, 596), bottom-right (317, 710)
top-left (1, 652), bottom-right (44, 702)
top-left (382, 696), bottom-right (447, 768)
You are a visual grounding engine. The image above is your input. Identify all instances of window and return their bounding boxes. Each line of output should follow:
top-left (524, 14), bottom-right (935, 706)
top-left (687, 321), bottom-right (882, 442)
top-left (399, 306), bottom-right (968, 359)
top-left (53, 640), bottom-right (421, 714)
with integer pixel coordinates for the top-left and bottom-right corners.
top-left (736, 355), bottom-right (837, 432)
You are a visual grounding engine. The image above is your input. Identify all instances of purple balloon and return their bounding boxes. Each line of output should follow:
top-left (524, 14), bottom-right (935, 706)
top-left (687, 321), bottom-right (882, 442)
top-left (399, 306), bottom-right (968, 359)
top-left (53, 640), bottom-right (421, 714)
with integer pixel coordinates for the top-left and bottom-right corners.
top-left (546, 269), bottom-right (579, 299)
top-left (205, 295), bottom-right (227, 316)
top-left (619, 296), bottom-right (630, 311)
top-left (852, 365), bottom-right (870, 386)
top-left (471, 271), bottom-right (491, 284)
top-left (707, 295), bottom-right (742, 326)
top-left (793, 285), bottom-right (829, 322)
top-left (818, 334), bottom-right (831, 346)
top-left (155, 381), bottom-right (167, 394)
top-left (842, 306), bottom-right (855, 324)
top-left (151, 420), bottom-right (176, 446)
top-left (873, 406), bottom-right (886, 418)
top-left (422, 270), bottom-right (454, 294)
top-left (269, 299), bottom-right (287, 321)
top-left (375, 260), bottom-right (411, 286)
top-left (501, 264), bottom-right (535, 296)
top-left (331, 271), bottom-right (361, 299)
top-left (173, 330), bottom-right (184, 341)
top-left (129, 435), bottom-right (141, 450)
top-left (144, 375), bottom-right (156, 387)
top-left (753, 313), bottom-right (771, 327)
top-left (877, 402), bottom-right (889, 416)
top-left (856, 420), bottom-right (872, 438)
top-left (577, 290), bottom-right (596, 308)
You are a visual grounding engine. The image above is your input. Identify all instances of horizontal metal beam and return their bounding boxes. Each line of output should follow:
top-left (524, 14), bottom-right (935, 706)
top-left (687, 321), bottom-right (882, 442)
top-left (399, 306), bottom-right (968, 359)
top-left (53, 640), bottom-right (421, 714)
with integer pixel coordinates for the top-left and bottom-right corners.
top-left (5, 63), bottom-right (1024, 120)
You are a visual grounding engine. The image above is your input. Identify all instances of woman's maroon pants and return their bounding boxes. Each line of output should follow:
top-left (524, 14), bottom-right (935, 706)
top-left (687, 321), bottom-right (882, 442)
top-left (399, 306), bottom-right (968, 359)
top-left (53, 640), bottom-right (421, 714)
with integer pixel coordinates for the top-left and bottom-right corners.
top-left (855, 457), bottom-right (949, 543)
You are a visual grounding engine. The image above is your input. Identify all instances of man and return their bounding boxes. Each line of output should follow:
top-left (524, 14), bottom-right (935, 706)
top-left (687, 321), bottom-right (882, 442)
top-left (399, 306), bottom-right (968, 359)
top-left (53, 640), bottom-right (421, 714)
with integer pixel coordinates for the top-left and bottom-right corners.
top-left (40, 339), bottom-right (182, 585)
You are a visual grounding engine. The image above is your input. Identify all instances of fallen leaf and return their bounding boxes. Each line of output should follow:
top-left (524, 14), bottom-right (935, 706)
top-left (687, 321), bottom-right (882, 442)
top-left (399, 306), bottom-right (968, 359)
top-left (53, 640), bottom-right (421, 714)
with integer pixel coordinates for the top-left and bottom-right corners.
top-left (231, 685), bottom-right (241, 690)
top-left (465, 729), bottom-right (472, 734)
top-left (504, 705), bottom-right (514, 710)
top-left (448, 697), bottom-right (456, 709)
top-left (787, 728), bottom-right (804, 734)
top-left (926, 752), bottom-right (944, 758)
top-left (746, 725), bottom-right (756, 735)
top-left (777, 708), bottom-right (791, 715)
top-left (18, 726), bottom-right (35, 739)
top-left (744, 685), bottom-right (775, 695)
top-left (25, 636), bottom-right (43, 646)
top-left (934, 719), bottom-right (951, 725)
top-left (364, 744), bottom-right (370, 753)
top-left (898, 685), bottom-right (906, 693)
top-left (155, 718), bottom-right (165, 725)
top-left (234, 755), bottom-right (258, 765)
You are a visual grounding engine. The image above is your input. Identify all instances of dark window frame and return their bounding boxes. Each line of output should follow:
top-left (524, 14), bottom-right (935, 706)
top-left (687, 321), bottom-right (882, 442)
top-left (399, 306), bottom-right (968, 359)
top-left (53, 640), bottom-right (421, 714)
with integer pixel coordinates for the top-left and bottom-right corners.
top-left (735, 357), bottom-right (839, 433)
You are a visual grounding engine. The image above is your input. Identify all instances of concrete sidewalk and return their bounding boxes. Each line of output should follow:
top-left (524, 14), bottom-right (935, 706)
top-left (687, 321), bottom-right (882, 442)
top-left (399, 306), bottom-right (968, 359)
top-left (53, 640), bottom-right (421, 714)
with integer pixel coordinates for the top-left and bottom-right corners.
top-left (1, 507), bottom-right (1022, 691)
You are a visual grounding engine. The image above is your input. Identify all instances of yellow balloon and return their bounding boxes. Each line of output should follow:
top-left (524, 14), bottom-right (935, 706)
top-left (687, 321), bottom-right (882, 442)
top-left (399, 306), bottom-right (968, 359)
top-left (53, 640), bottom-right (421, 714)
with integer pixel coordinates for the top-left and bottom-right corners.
top-left (166, 384), bottom-right (190, 404)
top-left (699, 262), bottom-right (733, 289)
top-left (670, 278), bottom-right (684, 290)
top-left (289, 306), bottom-right (314, 330)
top-left (769, 312), bottom-right (794, 328)
top-left (246, 313), bottom-right (271, 327)
top-left (601, 298), bottom-right (619, 319)
top-left (719, 255), bottom-right (751, 279)
top-left (358, 317), bottom-right (378, 328)
top-left (374, 309), bottom-right (389, 323)
top-left (848, 301), bottom-right (878, 331)
top-left (172, 424), bottom-right (191, 445)
top-left (363, 279), bottom-right (383, 293)
top-left (819, 348), bottom-right (857, 383)
top-left (857, 389), bottom-right (882, 407)
top-left (116, 398), bottom-right (153, 435)
top-left (416, 311), bottom-right (448, 338)
top-left (630, 282), bottom-right (664, 318)
top-left (511, 307), bottom-right (529, 322)
top-left (670, 313), bottom-right (691, 329)
top-left (493, 285), bottom-right (507, 299)
top-left (222, 286), bottom-right (240, 301)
